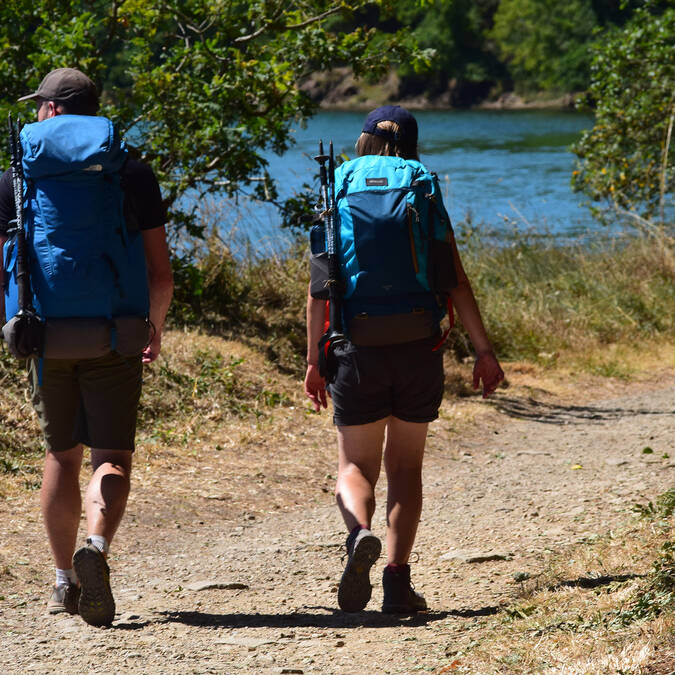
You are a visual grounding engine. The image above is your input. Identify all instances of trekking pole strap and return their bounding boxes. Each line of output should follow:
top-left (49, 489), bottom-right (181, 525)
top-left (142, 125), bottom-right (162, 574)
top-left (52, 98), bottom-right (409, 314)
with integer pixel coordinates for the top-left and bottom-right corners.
top-left (7, 114), bottom-right (34, 313)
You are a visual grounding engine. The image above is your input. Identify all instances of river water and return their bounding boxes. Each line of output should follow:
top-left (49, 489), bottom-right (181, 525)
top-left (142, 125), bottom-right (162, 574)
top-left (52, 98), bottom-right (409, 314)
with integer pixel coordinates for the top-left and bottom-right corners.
top-left (211, 109), bottom-right (596, 254)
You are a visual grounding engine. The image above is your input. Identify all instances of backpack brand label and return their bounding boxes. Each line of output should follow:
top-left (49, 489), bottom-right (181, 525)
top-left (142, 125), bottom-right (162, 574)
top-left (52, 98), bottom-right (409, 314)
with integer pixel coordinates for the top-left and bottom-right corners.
top-left (365, 177), bottom-right (388, 186)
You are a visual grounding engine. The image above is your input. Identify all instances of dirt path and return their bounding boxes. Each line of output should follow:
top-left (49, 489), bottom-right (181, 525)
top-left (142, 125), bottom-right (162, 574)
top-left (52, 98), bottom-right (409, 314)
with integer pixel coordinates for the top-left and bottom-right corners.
top-left (1, 378), bottom-right (673, 674)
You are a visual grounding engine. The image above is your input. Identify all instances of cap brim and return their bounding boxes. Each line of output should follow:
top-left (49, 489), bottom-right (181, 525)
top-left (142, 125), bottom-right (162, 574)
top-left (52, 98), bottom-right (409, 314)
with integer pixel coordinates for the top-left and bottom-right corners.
top-left (17, 92), bottom-right (39, 102)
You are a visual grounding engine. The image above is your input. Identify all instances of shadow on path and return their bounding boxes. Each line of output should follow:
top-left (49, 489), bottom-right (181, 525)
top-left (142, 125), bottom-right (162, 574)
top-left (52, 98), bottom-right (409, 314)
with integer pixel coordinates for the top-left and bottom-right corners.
top-left (548, 572), bottom-right (643, 591)
top-left (488, 395), bottom-right (673, 425)
top-left (117, 604), bottom-right (504, 631)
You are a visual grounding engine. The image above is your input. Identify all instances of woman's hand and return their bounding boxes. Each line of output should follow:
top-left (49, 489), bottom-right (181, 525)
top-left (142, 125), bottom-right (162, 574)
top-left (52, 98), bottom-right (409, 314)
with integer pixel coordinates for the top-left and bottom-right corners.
top-left (473, 352), bottom-right (504, 398)
top-left (304, 363), bottom-right (328, 411)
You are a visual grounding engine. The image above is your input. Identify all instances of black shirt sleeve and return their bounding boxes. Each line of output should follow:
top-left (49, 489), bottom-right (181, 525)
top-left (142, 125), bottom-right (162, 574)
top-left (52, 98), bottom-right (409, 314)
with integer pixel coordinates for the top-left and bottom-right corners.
top-left (121, 159), bottom-right (167, 231)
top-left (0, 169), bottom-right (16, 236)
top-left (1, 160), bottom-right (166, 236)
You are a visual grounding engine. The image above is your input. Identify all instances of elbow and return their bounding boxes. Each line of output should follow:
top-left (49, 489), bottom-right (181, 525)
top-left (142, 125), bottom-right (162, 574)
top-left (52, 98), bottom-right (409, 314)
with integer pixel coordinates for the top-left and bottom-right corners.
top-left (149, 268), bottom-right (174, 297)
top-left (449, 276), bottom-right (472, 299)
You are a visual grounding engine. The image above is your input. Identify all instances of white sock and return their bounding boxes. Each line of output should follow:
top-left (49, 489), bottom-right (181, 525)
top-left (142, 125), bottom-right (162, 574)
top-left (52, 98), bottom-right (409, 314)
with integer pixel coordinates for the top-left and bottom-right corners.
top-left (55, 568), bottom-right (77, 586)
top-left (86, 534), bottom-right (109, 555)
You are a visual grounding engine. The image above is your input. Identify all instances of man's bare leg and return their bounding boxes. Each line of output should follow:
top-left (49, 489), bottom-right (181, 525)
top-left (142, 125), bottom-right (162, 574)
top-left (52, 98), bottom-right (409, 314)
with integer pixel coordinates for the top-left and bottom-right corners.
top-left (84, 448), bottom-right (133, 548)
top-left (41, 444), bottom-right (84, 569)
top-left (74, 448), bottom-right (132, 627)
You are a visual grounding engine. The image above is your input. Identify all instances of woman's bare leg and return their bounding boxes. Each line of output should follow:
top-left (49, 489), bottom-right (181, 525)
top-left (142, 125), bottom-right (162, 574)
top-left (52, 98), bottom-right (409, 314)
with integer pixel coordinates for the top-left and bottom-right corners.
top-left (383, 417), bottom-right (428, 564)
top-left (335, 418), bottom-right (387, 531)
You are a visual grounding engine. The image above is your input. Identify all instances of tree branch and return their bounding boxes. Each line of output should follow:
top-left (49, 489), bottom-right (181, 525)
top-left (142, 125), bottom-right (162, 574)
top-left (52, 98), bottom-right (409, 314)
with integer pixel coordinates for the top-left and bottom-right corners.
top-left (659, 100), bottom-right (674, 225)
top-left (234, 5), bottom-right (341, 44)
top-left (285, 6), bottom-right (342, 31)
top-left (95, 0), bottom-right (120, 60)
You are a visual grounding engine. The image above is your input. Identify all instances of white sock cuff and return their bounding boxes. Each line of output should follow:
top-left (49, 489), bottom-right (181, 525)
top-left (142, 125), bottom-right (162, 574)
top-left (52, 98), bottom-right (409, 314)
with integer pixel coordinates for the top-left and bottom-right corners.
top-left (55, 568), bottom-right (77, 586)
top-left (86, 534), bottom-right (109, 555)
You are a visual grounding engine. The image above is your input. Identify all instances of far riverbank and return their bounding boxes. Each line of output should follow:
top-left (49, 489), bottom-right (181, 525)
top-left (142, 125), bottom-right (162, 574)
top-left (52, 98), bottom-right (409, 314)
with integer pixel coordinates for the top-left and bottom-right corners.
top-left (302, 67), bottom-right (582, 112)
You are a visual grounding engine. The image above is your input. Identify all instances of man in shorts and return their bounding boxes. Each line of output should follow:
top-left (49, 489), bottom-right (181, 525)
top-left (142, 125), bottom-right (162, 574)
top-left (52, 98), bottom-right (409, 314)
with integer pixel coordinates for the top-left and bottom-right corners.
top-left (0, 68), bottom-right (174, 626)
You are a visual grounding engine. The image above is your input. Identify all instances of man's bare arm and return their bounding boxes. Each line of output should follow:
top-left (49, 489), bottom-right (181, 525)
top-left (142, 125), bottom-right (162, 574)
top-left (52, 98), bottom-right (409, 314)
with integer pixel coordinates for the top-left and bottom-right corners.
top-left (141, 227), bottom-right (173, 363)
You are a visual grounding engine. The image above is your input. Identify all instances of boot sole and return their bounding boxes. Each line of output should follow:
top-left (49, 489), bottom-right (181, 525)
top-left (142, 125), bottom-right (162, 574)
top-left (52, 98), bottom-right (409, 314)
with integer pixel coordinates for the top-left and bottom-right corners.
top-left (338, 533), bottom-right (382, 612)
top-left (73, 546), bottom-right (115, 627)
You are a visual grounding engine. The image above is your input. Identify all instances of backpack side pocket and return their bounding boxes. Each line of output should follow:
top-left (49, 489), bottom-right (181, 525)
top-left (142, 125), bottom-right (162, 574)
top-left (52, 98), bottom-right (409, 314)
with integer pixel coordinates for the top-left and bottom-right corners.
top-left (309, 224), bottom-right (329, 300)
top-left (426, 179), bottom-right (457, 296)
top-left (428, 237), bottom-right (457, 295)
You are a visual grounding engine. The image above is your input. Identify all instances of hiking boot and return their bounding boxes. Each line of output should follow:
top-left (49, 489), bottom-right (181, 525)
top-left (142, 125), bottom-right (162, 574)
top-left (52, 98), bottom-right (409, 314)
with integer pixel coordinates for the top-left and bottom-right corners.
top-left (47, 582), bottom-right (80, 615)
top-left (337, 527), bottom-right (382, 612)
top-left (382, 564), bottom-right (427, 614)
top-left (72, 543), bottom-right (115, 627)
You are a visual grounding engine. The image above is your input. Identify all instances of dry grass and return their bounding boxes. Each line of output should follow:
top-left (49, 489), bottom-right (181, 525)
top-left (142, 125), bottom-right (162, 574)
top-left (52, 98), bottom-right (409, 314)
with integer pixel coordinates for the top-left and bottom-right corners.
top-left (459, 226), bottom-right (675, 364)
top-left (2, 331), bottom-right (673, 498)
top-left (435, 505), bottom-right (674, 674)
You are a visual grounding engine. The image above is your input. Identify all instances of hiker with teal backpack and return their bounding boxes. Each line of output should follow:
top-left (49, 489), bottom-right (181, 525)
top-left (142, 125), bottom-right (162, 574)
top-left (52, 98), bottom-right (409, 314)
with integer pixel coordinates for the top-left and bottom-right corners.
top-left (0, 69), bottom-right (173, 626)
top-left (304, 106), bottom-right (503, 613)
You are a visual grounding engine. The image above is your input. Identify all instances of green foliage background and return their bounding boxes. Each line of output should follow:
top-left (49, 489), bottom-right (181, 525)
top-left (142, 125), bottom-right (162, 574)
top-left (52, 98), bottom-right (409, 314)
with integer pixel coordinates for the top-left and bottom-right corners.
top-left (490, 0), bottom-right (597, 93)
top-left (572, 4), bottom-right (674, 224)
top-left (0, 1), bottom-right (672, 254)
top-left (0, 0), bottom-right (424, 237)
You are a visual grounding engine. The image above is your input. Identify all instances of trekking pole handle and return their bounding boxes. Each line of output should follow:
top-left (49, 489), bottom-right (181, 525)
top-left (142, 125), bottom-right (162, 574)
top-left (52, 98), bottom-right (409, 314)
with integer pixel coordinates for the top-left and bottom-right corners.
top-left (314, 139), bottom-right (330, 244)
top-left (328, 140), bottom-right (335, 205)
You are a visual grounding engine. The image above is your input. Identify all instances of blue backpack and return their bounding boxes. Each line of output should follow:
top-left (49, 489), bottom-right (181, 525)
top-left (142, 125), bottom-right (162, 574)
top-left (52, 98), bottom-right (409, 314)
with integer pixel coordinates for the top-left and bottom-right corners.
top-left (310, 155), bottom-right (456, 344)
top-left (3, 115), bottom-right (149, 323)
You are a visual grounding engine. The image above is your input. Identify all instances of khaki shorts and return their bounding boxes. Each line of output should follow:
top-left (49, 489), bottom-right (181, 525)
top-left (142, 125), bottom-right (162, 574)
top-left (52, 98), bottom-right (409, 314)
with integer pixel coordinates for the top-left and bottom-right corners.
top-left (28, 352), bottom-right (143, 452)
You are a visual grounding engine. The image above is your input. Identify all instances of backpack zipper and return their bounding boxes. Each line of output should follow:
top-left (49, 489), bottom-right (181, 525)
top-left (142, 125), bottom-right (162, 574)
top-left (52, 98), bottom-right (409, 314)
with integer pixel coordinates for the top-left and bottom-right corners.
top-left (407, 203), bottom-right (420, 275)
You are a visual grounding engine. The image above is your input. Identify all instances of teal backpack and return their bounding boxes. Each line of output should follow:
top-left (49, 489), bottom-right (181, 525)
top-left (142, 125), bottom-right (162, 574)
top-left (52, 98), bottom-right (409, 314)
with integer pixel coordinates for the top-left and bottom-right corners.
top-left (310, 155), bottom-right (457, 345)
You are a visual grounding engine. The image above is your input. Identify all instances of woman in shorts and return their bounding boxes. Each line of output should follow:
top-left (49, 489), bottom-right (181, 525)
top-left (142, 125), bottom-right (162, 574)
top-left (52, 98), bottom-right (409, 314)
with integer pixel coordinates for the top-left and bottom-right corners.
top-left (304, 105), bottom-right (504, 614)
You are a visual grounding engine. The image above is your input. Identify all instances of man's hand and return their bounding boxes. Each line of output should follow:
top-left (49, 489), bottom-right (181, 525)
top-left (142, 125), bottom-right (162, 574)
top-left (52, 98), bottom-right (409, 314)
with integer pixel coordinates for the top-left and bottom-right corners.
top-left (472, 352), bottom-right (504, 398)
top-left (304, 363), bottom-right (328, 411)
top-left (142, 332), bottom-right (161, 364)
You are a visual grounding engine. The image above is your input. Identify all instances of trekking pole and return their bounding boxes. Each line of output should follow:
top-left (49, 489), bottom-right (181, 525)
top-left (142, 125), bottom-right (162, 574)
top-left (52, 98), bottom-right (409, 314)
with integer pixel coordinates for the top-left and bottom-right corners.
top-left (314, 140), bottom-right (346, 379)
top-left (7, 113), bottom-right (34, 313)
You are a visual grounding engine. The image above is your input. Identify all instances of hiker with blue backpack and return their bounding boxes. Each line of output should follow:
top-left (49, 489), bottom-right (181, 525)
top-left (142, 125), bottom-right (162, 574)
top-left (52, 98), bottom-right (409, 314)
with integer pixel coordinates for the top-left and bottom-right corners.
top-left (0, 68), bottom-right (173, 626)
top-left (304, 106), bottom-right (504, 614)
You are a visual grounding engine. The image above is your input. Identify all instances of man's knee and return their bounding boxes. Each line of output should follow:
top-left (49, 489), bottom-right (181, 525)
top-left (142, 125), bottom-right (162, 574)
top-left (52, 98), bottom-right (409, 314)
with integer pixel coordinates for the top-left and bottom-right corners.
top-left (44, 444), bottom-right (84, 473)
top-left (90, 449), bottom-right (133, 476)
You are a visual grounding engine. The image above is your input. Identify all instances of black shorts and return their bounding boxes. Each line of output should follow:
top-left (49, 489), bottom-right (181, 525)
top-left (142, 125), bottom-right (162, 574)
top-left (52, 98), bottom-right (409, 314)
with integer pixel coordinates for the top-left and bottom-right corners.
top-left (328, 334), bottom-right (444, 427)
top-left (28, 352), bottom-right (143, 452)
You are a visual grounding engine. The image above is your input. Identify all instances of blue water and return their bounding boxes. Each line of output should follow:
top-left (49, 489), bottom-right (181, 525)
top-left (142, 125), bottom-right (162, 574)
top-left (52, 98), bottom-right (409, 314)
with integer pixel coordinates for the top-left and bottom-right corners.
top-left (209, 109), bottom-right (596, 253)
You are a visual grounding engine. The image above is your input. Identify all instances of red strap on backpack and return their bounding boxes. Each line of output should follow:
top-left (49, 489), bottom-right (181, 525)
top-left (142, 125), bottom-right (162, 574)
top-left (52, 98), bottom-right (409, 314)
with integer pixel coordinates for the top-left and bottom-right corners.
top-left (322, 301), bottom-right (331, 357)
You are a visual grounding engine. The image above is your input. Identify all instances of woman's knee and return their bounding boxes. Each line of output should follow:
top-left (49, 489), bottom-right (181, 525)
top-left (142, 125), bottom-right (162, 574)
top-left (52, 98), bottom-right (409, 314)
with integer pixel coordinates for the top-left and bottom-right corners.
top-left (384, 445), bottom-right (424, 475)
top-left (336, 461), bottom-right (377, 489)
top-left (386, 462), bottom-right (422, 489)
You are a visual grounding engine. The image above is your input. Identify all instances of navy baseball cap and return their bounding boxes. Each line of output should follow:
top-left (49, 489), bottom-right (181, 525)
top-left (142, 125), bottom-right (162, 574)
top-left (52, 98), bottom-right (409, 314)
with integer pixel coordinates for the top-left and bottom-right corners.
top-left (362, 105), bottom-right (418, 146)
